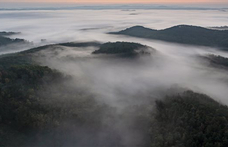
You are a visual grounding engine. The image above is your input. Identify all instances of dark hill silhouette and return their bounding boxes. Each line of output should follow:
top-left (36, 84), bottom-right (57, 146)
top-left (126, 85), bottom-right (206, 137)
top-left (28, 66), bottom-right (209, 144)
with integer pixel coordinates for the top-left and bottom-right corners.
top-left (92, 41), bottom-right (153, 56)
top-left (111, 25), bottom-right (228, 50)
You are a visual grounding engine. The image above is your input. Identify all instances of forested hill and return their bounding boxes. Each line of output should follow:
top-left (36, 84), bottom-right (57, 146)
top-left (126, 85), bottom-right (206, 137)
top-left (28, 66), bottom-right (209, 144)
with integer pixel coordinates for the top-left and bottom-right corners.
top-left (92, 41), bottom-right (153, 56)
top-left (0, 44), bottom-right (114, 146)
top-left (152, 91), bottom-right (228, 147)
top-left (110, 25), bottom-right (228, 50)
top-left (1, 42), bottom-right (228, 147)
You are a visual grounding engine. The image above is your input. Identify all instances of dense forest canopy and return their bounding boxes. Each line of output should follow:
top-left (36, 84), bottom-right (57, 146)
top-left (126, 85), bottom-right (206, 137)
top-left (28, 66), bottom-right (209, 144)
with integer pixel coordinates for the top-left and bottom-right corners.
top-left (152, 91), bottom-right (228, 147)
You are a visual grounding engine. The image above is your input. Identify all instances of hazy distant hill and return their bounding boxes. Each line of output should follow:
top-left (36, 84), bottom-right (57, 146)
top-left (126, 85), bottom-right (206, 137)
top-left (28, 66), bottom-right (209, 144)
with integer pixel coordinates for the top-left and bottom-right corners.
top-left (0, 32), bottom-right (28, 47)
top-left (202, 54), bottom-right (228, 69)
top-left (0, 31), bottom-right (19, 36)
top-left (0, 36), bottom-right (27, 47)
top-left (111, 25), bottom-right (228, 50)
top-left (209, 26), bottom-right (228, 31)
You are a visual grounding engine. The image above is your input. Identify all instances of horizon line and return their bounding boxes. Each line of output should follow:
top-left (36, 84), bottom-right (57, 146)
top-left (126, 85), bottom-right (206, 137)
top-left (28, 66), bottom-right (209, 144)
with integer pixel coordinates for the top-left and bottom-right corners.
top-left (1, 2), bottom-right (228, 5)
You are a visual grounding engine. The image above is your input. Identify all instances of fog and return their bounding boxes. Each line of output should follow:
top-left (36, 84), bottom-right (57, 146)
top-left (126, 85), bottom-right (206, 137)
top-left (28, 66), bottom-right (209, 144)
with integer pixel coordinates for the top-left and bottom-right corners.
top-left (1, 9), bottom-right (228, 146)
top-left (1, 9), bottom-right (228, 43)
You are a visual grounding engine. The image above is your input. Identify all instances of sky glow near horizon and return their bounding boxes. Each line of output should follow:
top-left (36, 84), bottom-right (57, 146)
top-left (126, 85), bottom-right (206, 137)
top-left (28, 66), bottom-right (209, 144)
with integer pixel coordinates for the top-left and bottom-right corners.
top-left (0, 0), bottom-right (228, 4)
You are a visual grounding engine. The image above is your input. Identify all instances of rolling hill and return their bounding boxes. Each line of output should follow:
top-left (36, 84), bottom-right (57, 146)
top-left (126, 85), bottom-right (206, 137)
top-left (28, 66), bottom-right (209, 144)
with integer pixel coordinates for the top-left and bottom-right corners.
top-left (1, 41), bottom-right (228, 147)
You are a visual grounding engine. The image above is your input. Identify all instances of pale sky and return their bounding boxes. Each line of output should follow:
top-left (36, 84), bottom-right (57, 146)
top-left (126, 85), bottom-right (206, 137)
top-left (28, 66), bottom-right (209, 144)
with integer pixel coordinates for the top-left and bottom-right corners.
top-left (0, 0), bottom-right (228, 4)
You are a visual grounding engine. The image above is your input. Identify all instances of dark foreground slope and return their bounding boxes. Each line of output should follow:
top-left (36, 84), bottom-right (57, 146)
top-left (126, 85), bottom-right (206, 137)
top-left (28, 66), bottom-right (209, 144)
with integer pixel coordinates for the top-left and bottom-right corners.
top-left (1, 43), bottom-right (228, 147)
top-left (0, 45), bottom-right (119, 147)
top-left (111, 25), bottom-right (228, 50)
top-left (151, 91), bottom-right (228, 147)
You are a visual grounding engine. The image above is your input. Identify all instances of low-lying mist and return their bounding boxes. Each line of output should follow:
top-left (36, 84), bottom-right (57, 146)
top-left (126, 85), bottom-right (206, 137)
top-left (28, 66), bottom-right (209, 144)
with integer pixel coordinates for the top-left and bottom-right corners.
top-left (1, 9), bottom-right (228, 54)
top-left (27, 38), bottom-right (228, 146)
top-left (34, 40), bottom-right (228, 105)
top-left (1, 9), bottom-right (228, 146)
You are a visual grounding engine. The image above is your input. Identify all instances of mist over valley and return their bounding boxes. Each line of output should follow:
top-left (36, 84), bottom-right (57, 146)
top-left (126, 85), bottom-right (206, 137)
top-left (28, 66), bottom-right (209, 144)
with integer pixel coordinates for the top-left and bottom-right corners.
top-left (1, 7), bottom-right (228, 147)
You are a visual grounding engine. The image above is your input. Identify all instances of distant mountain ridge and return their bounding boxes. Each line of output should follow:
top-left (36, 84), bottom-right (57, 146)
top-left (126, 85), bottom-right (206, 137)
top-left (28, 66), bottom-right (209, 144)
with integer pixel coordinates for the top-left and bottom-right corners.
top-left (110, 25), bottom-right (228, 50)
top-left (0, 31), bottom-right (19, 36)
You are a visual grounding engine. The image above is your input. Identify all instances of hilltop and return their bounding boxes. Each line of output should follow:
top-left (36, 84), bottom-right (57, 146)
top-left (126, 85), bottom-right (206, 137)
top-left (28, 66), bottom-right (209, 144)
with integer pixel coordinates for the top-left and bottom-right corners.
top-left (92, 41), bottom-right (153, 56)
